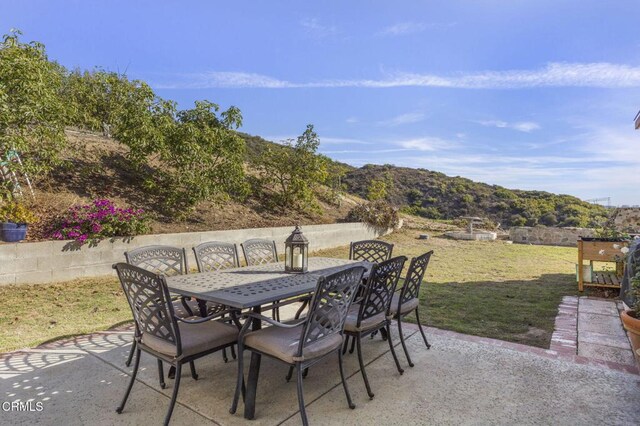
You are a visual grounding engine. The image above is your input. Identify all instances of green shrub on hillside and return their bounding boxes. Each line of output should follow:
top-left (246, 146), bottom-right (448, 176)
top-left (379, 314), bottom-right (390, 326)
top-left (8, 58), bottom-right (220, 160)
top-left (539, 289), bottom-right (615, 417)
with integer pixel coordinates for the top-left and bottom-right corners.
top-left (347, 200), bottom-right (399, 229)
top-left (254, 125), bottom-right (328, 210)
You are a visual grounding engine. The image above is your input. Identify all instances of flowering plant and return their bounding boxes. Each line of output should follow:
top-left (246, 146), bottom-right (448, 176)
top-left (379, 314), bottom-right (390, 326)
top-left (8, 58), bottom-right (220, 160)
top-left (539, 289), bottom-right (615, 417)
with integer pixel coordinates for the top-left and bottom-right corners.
top-left (47, 199), bottom-right (150, 244)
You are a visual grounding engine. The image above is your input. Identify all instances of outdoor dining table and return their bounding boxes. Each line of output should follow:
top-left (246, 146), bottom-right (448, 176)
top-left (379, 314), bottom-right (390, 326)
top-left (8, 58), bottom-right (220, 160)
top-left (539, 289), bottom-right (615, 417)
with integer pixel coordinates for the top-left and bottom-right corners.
top-left (166, 256), bottom-right (373, 419)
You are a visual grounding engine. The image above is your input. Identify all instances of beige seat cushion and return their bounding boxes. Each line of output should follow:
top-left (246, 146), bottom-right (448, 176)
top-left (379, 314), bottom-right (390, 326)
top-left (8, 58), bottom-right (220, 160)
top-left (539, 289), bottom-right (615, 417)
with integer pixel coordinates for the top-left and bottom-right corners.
top-left (142, 319), bottom-right (238, 359)
top-left (389, 294), bottom-right (420, 316)
top-left (343, 304), bottom-right (387, 332)
top-left (244, 324), bottom-right (343, 364)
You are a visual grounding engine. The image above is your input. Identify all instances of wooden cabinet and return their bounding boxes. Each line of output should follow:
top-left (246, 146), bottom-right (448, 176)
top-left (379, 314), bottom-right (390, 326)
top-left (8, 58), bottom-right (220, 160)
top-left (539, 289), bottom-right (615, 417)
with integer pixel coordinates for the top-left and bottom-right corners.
top-left (577, 238), bottom-right (629, 291)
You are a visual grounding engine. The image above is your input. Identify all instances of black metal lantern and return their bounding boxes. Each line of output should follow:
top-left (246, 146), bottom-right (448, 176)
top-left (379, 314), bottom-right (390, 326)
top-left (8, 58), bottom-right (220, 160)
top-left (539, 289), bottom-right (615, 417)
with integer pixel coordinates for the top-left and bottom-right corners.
top-left (284, 225), bottom-right (308, 273)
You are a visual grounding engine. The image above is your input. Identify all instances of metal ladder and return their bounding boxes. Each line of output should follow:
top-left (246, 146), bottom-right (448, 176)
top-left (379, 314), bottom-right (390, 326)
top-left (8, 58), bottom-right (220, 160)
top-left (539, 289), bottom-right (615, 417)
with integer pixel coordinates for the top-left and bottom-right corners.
top-left (0, 150), bottom-right (35, 198)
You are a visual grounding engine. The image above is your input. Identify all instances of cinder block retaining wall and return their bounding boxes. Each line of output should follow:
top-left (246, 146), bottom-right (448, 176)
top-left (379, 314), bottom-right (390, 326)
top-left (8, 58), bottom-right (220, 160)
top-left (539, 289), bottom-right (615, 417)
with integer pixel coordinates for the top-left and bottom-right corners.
top-left (0, 222), bottom-right (385, 285)
top-left (509, 226), bottom-right (594, 247)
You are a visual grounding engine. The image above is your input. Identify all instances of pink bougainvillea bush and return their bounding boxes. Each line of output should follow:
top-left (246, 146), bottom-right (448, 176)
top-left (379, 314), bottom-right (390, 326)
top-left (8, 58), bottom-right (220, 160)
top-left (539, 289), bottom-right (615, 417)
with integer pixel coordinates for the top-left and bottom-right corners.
top-left (47, 199), bottom-right (150, 244)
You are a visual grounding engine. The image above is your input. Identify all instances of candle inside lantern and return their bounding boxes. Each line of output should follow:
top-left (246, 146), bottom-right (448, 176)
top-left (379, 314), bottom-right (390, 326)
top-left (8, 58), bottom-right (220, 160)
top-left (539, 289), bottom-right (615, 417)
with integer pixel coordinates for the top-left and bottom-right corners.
top-left (293, 253), bottom-right (303, 269)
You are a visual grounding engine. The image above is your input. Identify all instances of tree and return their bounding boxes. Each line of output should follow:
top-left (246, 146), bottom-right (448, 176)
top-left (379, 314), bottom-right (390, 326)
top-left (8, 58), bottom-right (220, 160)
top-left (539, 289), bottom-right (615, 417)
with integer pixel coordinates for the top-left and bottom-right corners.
top-left (256, 124), bottom-right (328, 209)
top-left (0, 30), bottom-right (67, 195)
top-left (367, 179), bottom-right (387, 201)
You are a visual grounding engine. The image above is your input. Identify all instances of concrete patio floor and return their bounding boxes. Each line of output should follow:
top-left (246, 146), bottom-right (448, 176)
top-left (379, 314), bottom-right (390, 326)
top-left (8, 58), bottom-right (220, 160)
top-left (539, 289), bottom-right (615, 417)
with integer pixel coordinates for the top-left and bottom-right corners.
top-left (1, 320), bottom-right (639, 426)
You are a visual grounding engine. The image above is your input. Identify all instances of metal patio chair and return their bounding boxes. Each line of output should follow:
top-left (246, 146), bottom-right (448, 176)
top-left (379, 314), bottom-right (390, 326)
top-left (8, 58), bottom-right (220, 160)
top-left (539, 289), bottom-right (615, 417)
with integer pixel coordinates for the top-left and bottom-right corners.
top-left (342, 256), bottom-right (406, 399)
top-left (349, 240), bottom-right (394, 264)
top-left (240, 239), bottom-right (283, 320)
top-left (124, 246), bottom-right (196, 373)
top-left (391, 251), bottom-right (434, 367)
top-left (113, 263), bottom-right (239, 426)
top-left (241, 239), bottom-right (278, 266)
top-left (230, 266), bottom-right (366, 426)
top-left (193, 241), bottom-right (242, 361)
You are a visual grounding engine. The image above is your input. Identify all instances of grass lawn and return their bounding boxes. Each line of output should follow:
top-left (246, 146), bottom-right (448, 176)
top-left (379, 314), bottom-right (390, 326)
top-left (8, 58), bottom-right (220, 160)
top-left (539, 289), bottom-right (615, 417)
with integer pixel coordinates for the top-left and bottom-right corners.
top-left (315, 224), bottom-right (580, 348)
top-left (0, 222), bottom-right (583, 353)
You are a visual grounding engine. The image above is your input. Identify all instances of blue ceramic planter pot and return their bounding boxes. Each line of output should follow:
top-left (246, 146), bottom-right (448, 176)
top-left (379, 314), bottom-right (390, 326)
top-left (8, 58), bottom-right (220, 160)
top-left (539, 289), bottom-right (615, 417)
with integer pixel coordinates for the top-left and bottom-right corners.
top-left (1, 222), bottom-right (28, 242)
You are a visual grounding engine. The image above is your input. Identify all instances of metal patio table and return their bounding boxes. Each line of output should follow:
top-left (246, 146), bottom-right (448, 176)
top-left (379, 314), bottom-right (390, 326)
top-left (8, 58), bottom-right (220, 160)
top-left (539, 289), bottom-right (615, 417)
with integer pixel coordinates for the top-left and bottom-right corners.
top-left (166, 256), bottom-right (372, 419)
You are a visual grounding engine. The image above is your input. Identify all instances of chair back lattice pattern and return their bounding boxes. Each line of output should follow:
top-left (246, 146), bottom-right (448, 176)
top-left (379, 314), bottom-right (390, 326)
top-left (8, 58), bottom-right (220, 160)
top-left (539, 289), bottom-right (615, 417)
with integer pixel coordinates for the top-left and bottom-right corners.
top-left (349, 240), bottom-right (394, 264)
top-left (241, 239), bottom-right (278, 266)
top-left (113, 263), bottom-right (181, 353)
top-left (193, 241), bottom-right (240, 273)
top-left (358, 256), bottom-right (406, 324)
top-left (125, 245), bottom-right (188, 277)
top-left (298, 266), bottom-right (366, 354)
top-left (399, 251), bottom-right (433, 306)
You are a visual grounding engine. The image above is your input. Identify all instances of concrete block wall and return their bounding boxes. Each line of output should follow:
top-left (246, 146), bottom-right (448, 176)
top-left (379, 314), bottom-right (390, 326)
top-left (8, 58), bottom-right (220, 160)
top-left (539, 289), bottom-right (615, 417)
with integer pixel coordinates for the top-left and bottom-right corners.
top-left (0, 222), bottom-right (386, 285)
top-left (509, 226), bottom-right (594, 247)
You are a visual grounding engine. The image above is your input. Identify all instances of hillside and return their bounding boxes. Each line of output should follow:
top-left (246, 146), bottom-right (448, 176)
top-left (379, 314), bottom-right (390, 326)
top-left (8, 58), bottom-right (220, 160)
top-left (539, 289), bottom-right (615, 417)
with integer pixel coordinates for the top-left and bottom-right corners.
top-left (239, 134), bottom-right (608, 228)
top-left (341, 164), bottom-right (608, 228)
top-left (26, 130), bottom-right (362, 241)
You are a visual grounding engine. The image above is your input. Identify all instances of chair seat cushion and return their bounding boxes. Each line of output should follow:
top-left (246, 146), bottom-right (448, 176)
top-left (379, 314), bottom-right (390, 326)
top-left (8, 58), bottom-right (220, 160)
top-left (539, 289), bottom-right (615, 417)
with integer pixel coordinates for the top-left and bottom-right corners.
top-left (244, 324), bottom-right (343, 364)
top-left (343, 304), bottom-right (387, 332)
top-left (142, 319), bottom-right (238, 359)
top-left (389, 294), bottom-right (420, 316)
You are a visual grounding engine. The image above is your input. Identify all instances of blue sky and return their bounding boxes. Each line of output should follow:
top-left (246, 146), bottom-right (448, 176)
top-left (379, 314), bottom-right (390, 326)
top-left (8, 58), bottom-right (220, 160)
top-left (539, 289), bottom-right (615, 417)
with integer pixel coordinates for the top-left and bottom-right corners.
top-left (3, 0), bottom-right (640, 204)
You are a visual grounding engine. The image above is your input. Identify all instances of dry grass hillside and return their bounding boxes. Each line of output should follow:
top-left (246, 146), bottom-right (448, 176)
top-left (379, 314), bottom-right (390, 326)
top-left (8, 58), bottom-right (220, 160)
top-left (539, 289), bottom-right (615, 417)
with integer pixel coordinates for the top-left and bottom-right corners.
top-left (25, 130), bottom-right (364, 241)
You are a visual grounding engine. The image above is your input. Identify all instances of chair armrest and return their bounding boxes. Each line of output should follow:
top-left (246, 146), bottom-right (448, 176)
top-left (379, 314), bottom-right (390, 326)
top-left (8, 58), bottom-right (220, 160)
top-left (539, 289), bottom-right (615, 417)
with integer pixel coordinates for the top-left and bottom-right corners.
top-left (176, 308), bottom-right (240, 324)
top-left (243, 312), bottom-right (306, 329)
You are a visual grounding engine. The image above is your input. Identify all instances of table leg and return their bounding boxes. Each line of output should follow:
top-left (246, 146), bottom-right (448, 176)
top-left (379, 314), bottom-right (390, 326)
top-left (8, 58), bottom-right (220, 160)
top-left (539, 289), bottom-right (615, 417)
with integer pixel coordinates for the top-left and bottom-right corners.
top-left (244, 306), bottom-right (262, 420)
top-left (197, 299), bottom-right (207, 317)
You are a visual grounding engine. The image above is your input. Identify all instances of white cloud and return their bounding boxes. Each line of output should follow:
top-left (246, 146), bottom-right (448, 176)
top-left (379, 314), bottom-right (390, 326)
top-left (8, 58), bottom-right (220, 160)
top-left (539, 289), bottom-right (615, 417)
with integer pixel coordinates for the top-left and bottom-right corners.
top-left (345, 117), bottom-right (359, 124)
top-left (377, 112), bottom-right (425, 127)
top-left (155, 62), bottom-right (640, 90)
top-left (396, 137), bottom-right (452, 151)
top-left (379, 22), bottom-right (455, 36)
top-left (379, 22), bottom-right (427, 36)
top-left (477, 120), bottom-right (541, 132)
top-left (300, 18), bottom-right (339, 38)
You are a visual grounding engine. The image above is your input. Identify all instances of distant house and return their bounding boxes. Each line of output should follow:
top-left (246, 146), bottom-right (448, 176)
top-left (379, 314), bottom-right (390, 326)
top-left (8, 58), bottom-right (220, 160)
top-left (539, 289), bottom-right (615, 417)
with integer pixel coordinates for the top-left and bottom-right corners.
top-left (636, 110), bottom-right (640, 129)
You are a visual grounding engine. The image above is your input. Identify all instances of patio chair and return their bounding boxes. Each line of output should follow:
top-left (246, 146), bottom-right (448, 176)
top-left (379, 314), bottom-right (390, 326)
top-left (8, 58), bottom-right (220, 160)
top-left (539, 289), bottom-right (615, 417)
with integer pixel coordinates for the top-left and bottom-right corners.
top-left (229, 265), bottom-right (366, 426)
top-left (391, 251), bottom-right (433, 367)
top-left (124, 246), bottom-right (197, 372)
top-left (193, 241), bottom-right (240, 272)
top-left (349, 240), bottom-right (394, 263)
top-left (241, 239), bottom-right (282, 320)
top-left (240, 239), bottom-right (278, 266)
top-left (193, 241), bottom-right (242, 361)
top-left (113, 263), bottom-right (239, 426)
top-left (342, 256), bottom-right (406, 399)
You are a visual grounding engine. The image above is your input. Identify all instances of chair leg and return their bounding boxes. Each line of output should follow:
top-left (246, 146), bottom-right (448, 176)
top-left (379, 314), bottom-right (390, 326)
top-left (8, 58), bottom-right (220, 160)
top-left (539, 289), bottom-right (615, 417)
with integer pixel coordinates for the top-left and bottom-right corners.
top-left (222, 347), bottom-right (229, 363)
top-left (414, 308), bottom-right (431, 349)
top-left (379, 328), bottom-right (388, 341)
top-left (231, 344), bottom-right (237, 360)
top-left (116, 348), bottom-right (141, 414)
top-left (338, 350), bottom-right (356, 409)
top-left (349, 335), bottom-right (356, 354)
top-left (164, 363), bottom-right (182, 426)
top-left (230, 343), bottom-right (244, 414)
top-left (286, 366), bottom-right (294, 382)
top-left (296, 364), bottom-right (309, 426)
top-left (168, 366), bottom-right (176, 379)
top-left (302, 368), bottom-right (309, 378)
top-left (397, 316), bottom-right (414, 368)
top-left (386, 323), bottom-right (404, 375)
top-left (189, 361), bottom-right (198, 380)
top-left (342, 335), bottom-right (350, 355)
top-left (157, 359), bottom-right (166, 389)
top-left (355, 334), bottom-right (374, 399)
top-left (125, 340), bottom-right (136, 367)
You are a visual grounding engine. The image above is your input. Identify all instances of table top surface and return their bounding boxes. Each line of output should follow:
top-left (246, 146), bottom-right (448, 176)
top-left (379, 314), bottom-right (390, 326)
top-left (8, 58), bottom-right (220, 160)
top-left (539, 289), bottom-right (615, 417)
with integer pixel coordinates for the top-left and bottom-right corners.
top-left (166, 257), bottom-right (371, 309)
